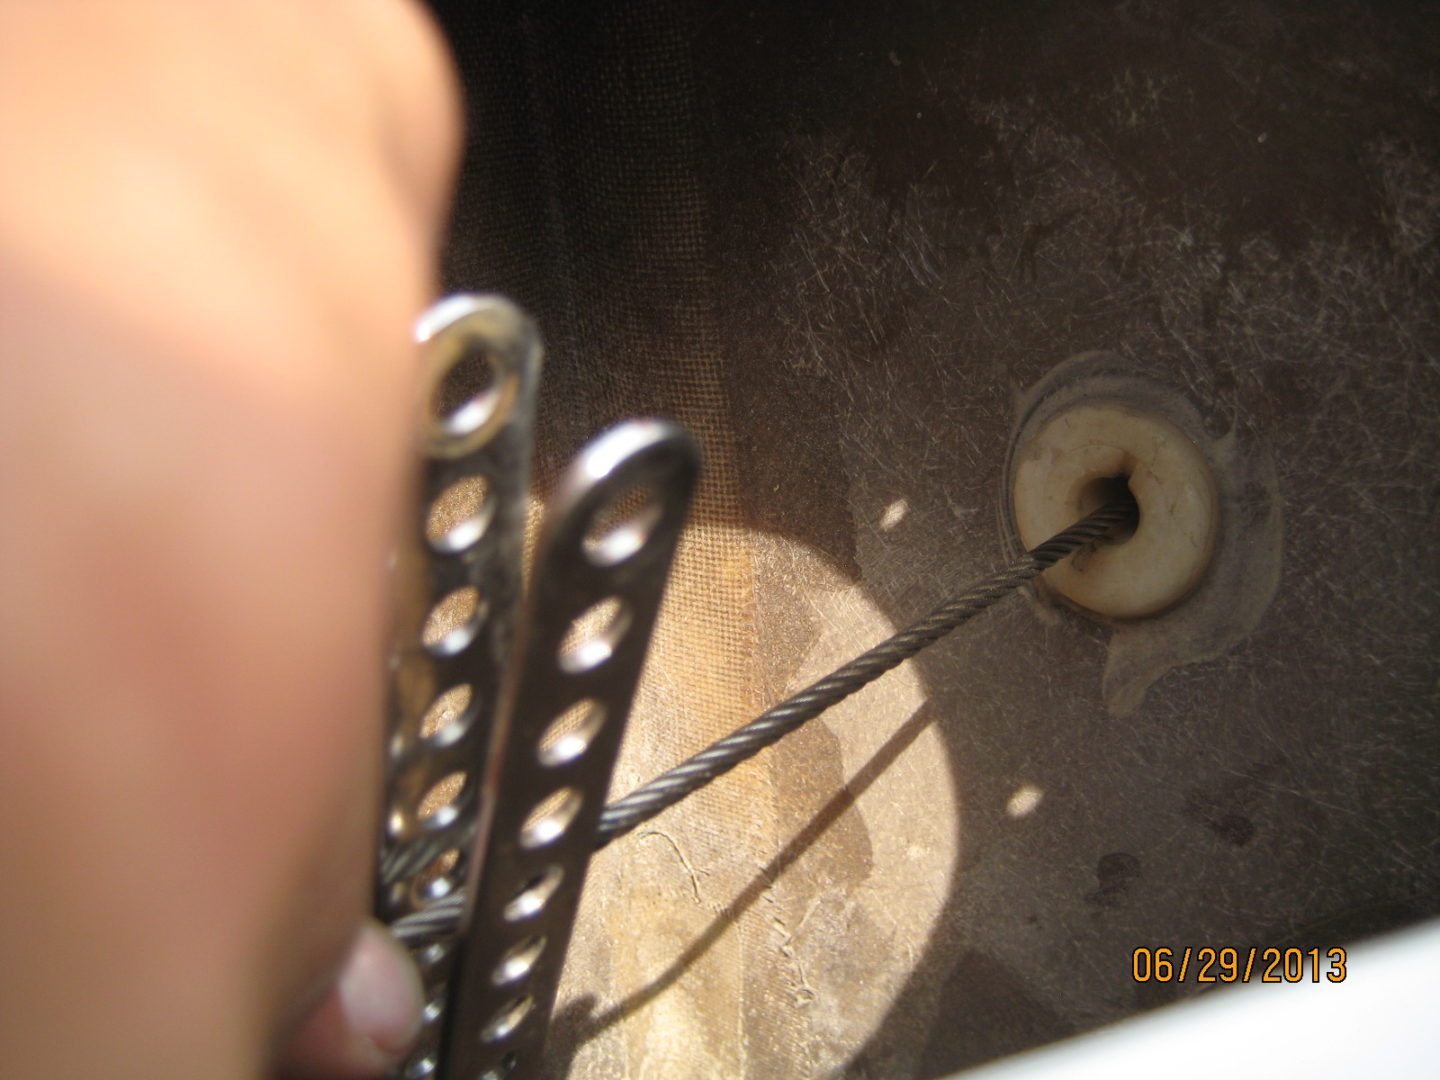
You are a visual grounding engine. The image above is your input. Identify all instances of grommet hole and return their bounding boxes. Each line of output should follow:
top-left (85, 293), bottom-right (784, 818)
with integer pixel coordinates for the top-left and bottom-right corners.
top-left (1010, 398), bottom-right (1220, 619)
top-left (1077, 473), bottom-right (1140, 544)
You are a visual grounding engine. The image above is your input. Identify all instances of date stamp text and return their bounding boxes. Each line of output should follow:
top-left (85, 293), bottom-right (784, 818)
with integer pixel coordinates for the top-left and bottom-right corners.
top-left (1131, 946), bottom-right (1347, 984)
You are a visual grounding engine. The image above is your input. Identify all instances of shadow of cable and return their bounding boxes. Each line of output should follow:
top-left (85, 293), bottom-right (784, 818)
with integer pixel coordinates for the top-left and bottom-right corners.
top-left (544, 699), bottom-right (943, 1073)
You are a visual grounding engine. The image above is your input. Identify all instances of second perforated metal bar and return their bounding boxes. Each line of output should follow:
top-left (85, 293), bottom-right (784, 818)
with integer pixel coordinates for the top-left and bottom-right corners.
top-left (438, 420), bottom-right (699, 1080)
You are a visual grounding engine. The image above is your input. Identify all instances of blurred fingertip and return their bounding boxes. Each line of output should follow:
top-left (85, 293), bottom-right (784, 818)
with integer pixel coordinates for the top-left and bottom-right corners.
top-left (276, 920), bottom-right (423, 1080)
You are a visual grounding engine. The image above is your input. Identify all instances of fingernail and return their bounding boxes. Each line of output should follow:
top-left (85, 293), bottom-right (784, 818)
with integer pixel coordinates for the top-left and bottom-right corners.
top-left (337, 921), bottom-right (425, 1061)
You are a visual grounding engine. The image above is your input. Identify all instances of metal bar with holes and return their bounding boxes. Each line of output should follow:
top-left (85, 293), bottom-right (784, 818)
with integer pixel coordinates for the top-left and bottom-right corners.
top-left (438, 419), bottom-right (699, 1080)
top-left (377, 295), bottom-right (542, 1080)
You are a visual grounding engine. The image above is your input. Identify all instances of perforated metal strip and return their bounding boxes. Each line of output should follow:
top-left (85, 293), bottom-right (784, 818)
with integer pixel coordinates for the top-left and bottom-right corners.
top-left (438, 420), bottom-right (699, 1080)
top-left (388, 497), bottom-right (1138, 952)
top-left (378, 295), bottom-right (541, 1080)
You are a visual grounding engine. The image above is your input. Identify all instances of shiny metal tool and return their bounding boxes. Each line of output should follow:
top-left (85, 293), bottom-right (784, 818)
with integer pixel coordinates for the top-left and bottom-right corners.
top-left (377, 294), bottom-right (542, 1078)
top-left (376, 294), bottom-right (697, 1080)
top-left (440, 417), bottom-right (697, 1080)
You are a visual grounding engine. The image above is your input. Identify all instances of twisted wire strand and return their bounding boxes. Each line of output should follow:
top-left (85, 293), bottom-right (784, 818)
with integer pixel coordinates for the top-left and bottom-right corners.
top-left (593, 499), bottom-right (1135, 848)
top-left (391, 499), bottom-right (1136, 947)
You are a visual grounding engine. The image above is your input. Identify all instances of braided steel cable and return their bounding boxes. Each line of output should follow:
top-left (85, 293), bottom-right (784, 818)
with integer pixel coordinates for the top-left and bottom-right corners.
top-left (593, 499), bottom-right (1136, 848)
top-left (391, 499), bottom-right (1136, 946)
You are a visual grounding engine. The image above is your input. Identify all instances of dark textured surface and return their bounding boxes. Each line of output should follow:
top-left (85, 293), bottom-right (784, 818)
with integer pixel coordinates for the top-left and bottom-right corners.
top-left (429, 1), bottom-right (1440, 1075)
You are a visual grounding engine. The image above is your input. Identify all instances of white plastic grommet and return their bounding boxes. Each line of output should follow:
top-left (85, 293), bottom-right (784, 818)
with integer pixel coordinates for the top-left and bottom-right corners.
top-left (1012, 402), bottom-right (1218, 618)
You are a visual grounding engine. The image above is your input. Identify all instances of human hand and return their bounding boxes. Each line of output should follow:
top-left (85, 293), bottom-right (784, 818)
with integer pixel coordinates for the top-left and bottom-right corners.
top-left (0, 2), bottom-right (459, 1077)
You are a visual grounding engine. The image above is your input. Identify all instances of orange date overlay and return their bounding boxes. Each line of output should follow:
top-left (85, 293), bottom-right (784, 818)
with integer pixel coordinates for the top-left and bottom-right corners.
top-left (1132, 946), bottom-right (1347, 984)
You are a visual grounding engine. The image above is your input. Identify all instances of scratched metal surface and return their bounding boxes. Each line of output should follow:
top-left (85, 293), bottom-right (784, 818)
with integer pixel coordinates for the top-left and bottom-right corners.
top-left (430, 1), bottom-right (1440, 1075)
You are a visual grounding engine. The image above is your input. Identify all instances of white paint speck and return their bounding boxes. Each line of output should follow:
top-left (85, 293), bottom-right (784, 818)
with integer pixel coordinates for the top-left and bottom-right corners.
top-left (879, 498), bottom-right (909, 532)
top-left (1007, 783), bottom-right (1044, 818)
